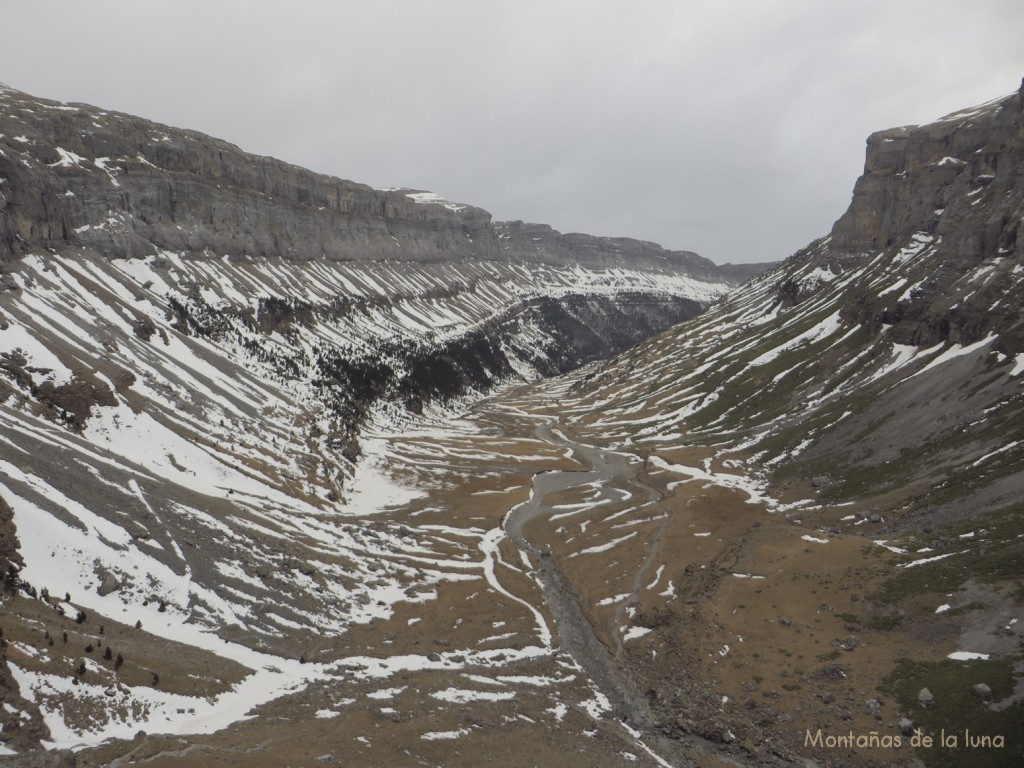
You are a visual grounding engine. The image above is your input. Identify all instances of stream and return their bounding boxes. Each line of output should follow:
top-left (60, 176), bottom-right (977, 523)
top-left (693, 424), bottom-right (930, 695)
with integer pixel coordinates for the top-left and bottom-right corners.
top-left (501, 418), bottom-right (682, 767)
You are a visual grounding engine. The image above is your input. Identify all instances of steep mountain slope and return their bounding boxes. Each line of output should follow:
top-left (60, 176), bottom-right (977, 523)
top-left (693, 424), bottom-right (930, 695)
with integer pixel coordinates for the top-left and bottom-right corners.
top-left (574, 84), bottom-right (1024, 524)
top-left (0, 81), bottom-right (762, 464)
top-left (500, 84), bottom-right (1024, 766)
top-left (0, 82), bottom-right (769, 763)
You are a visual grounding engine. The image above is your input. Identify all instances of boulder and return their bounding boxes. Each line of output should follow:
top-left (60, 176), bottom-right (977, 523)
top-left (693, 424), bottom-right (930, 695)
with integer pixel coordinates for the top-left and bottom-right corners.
top-left (96, 570), bottom-right (120, 597)
top-left (972, 683), bottom-right (993, 701)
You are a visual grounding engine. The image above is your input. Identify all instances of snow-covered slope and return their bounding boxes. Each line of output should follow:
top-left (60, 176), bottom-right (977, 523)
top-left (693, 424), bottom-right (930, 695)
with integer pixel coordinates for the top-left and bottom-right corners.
top-left (3, 79), bottom-right (1024, 767)
top-left (571, 87), bottom-right (1024, 524)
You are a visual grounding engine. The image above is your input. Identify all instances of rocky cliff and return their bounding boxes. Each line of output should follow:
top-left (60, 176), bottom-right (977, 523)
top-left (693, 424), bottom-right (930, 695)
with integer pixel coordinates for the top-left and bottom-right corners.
top-left (832, 83), bottom-right (1024, 257)
top-left (0, 82), bottom-right (763, 283)
top-left (824, 81), bottom-right (1024, 351)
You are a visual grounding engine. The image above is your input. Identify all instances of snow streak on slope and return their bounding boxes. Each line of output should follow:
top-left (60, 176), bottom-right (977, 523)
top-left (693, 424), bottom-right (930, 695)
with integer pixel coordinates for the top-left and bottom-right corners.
top-left (4, 382), bottom-right (662, 756)
top-left (568, 226), bottom-right (1024, 518)
top-left (0, 244), bottom-right (727, 751)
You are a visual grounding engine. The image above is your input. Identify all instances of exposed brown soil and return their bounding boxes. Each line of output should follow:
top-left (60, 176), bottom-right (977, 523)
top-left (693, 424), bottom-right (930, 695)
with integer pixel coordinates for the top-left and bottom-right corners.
top-left (5, 383), bottom-right (1021, 767)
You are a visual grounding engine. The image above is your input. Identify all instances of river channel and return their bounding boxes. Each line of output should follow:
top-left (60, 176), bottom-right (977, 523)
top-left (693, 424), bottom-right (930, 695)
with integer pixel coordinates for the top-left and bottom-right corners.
top-left (500, 418), bottom-right (683, 767)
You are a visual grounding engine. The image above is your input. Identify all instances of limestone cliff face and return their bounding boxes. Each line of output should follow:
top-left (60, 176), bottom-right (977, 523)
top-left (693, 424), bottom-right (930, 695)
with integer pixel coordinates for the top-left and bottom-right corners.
top-left (0, 83), bottom-right (758, 282)
top-left (831, 85), bottom-right (1024, 260)
top-left (795, 84), bottom-right (1024, 352)
top-left (0, 82), bottom-right (488, 264)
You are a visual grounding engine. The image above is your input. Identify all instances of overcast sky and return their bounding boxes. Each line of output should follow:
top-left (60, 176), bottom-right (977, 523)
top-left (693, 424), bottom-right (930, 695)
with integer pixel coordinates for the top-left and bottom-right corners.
top-left (3, 1), bottom-right (1023, 264)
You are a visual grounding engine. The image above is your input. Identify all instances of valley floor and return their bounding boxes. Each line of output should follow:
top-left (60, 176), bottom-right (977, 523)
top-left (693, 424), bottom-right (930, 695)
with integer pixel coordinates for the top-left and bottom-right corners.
top-left (5, 369), bottom-right (1022, 767)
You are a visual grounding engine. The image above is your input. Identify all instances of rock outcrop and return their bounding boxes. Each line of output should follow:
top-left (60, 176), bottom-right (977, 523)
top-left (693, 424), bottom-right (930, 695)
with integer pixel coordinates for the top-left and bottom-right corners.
top-left (804, 87), bottom-right (1024, 353)
top-left (0, 83), bottom-right (763, 282)
top-left (0, 494), bottom-right (21, 579)
top-left (832, 87), bottom-right (1024, 259)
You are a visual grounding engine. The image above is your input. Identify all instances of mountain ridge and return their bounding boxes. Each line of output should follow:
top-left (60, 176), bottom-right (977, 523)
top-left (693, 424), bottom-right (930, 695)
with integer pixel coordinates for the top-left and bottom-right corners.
top-left (0, 81), bottom-right (763, 282)
top-left (0, 80), bottom-right (766, 469)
